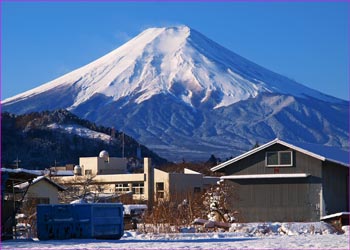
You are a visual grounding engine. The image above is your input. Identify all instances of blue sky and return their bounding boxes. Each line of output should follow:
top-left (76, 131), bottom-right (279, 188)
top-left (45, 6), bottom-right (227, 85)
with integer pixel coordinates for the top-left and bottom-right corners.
top-left (1, 1), bottom-right (349, 100)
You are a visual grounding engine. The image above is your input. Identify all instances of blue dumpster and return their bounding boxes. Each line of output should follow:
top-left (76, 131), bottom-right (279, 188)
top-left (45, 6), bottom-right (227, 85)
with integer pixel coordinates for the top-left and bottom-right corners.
top-left (37, 203), bottom-right (124, 240)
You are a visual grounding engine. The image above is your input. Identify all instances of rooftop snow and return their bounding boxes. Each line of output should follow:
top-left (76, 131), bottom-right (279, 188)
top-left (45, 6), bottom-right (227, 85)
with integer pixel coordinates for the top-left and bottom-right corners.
top-left (14, 176), bottom-right (66, 191)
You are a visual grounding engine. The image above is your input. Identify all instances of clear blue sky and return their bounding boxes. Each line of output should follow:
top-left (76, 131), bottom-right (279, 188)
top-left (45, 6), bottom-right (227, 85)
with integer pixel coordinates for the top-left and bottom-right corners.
top-left (1, 1), bottom-right (349, 100)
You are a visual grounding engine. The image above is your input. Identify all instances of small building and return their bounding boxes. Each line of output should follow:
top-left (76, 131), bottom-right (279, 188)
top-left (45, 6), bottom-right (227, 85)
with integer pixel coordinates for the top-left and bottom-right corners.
top-left (211, 138), bottom-right (349, 222)
top-left (15, 176), bottom-right (66, 204)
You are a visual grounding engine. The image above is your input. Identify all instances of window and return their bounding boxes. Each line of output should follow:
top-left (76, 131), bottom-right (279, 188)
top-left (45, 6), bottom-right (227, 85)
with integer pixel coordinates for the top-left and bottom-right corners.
top-left (194, 187), bottom-right (201, 193)
top-left (132, 183), bottom-right (144, 195)
top-left (85, 169), bottom-right (92, 175)
top-left (280, 152), bottom-right (292, 165)
top-left (266, 151), bottom-right (293, 167)
top-left (115, 183), bottom-right (130, 193)
top-left (156, 182), bottom-right (164, 199)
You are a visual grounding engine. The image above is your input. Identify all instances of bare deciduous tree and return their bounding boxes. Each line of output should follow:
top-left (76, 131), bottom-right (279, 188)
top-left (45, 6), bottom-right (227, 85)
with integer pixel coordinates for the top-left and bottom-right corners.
top-left (140, 189), bottom-right (205, 233)
top-left (53, 175), bottom-right (106, 203)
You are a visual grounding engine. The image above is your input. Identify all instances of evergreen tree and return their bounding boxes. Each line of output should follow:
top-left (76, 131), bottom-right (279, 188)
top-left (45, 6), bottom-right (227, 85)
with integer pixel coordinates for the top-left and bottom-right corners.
top-left (252, 141), bottom-right (260, 149)
top-left (206, 154), bottom-right (218, 166)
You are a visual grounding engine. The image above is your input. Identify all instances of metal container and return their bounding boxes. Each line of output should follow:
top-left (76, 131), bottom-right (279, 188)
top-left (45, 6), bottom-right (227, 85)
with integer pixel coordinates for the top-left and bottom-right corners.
top-left (37, 203), bottom-right (124, 240)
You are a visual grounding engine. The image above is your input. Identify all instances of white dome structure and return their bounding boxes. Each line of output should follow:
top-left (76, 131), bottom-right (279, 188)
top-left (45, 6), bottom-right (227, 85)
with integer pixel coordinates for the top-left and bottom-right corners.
top-left (74, 165), bottom-right (82, 176)
top-left (99, 150), bottom-right (109, 161)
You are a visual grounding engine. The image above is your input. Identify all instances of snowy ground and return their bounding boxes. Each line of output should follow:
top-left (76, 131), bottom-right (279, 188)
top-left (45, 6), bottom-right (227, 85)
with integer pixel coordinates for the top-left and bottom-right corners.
top-left (2, 222), bottom-right (350, 250)
top-left (1, 232), bottom-right (349, 249)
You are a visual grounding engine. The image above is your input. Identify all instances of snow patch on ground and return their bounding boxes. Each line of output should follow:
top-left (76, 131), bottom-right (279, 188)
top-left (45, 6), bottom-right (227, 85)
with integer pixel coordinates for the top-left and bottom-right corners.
top-left (342, 225), bottom-right (350, 235)
top-left (229, 222), bottom-right (337, 236)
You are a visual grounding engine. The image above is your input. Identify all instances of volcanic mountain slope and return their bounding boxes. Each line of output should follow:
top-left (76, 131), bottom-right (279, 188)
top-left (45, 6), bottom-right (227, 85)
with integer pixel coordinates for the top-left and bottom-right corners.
top-left (2, 26), bottom-right (348, 161)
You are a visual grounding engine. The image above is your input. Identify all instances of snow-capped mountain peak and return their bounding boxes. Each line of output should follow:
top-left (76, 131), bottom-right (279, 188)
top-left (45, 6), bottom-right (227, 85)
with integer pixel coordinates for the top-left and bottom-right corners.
top-left (2, 25), bottom-right (340, 111)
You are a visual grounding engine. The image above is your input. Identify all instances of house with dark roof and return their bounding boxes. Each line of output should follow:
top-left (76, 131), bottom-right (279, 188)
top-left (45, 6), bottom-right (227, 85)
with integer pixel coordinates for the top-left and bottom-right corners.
top-left (211, 138), bottom-right (349, 222)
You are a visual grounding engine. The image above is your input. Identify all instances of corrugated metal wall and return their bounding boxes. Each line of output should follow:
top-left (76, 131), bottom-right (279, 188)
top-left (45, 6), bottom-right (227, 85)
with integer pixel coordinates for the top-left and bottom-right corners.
top-left (322, 162), bottom-right (349, 214)
top-left (231, 178), bottom-right (321, 222)
top-left (223, 143), bottom-right (326, 222)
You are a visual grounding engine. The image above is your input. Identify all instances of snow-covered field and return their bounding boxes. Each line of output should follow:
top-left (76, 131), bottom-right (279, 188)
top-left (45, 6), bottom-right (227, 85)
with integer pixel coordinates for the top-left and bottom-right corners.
top-left (2, 223), bottom-right (349, 249)
top-left (1, 232), bottom-right (348, 249)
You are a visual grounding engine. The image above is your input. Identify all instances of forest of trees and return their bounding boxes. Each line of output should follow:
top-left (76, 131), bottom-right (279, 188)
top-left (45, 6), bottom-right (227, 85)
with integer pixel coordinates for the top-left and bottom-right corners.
top-left (1, 110), bottom-right (167, 169)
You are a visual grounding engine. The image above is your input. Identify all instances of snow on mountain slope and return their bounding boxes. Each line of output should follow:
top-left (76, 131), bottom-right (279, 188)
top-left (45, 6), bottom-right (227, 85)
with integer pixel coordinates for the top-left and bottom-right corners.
top-left (47, 123), bottom-right (112, 142)
top-left (2, 26), bottom-right (341, 111)
top-left (91, 92), bottom-right (347, 161)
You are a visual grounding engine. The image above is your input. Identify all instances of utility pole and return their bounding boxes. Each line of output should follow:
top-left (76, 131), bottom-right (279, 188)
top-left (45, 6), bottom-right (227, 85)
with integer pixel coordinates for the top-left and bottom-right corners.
top-left (110, 127), bottom-right (116, 145)
top-left (122, 132), bottom-right (125, 158)
top-left (14, 156), bottom-right (21, 169)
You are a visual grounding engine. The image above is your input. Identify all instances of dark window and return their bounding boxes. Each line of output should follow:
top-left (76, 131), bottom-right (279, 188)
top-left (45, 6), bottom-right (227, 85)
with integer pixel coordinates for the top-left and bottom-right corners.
top-left (132, 183), bottom-right (144, 195)
top-left (85, 169), bottom-right (92, 175)
top-left (115, 183), bottom-right (129, 193)
top-left (280, 152), bottom-right (292, 165)
top-left (156, 182), bottom-right (164, 191)
top-left (266, 151), bottom-right (293, 167)
top-left (156, 182), bottom-right (164, 199)
top-left (194, 187), bottom-right (201, 193)
top-left (266, 152), bottom-right (278, 165)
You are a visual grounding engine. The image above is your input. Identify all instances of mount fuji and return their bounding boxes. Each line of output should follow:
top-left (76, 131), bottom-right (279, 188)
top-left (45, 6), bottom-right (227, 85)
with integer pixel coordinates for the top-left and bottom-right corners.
top-left (2, 25), bottom-right (348, 161)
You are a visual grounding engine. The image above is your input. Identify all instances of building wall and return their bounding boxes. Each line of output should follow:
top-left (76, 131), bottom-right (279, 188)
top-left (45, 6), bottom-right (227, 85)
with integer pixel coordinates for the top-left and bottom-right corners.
top-left (79, 157), bottom-right (127, 176)
top-left (143, 158), bottom-right (154, 204)
top-left (27, 181), bottom-right (60, 204)
top-left (97, 158), bottom-right (127, 174)
top-left (202, 176), bottom-right (220, 188)
top-left (80, 157), bottom-right (99, 175)
top-left (154, 168), bottom-right (170, 200)
top-left (169, 173), bottom-right (203, 195)
top-left (222, 143), bottom-right (324, 222)
top-left (93, 173), bottom-right (145, 183)
top-left (231, 178), bottom-right (319, 222)
top-left (153, 169), bottom-right (214, 202)
top-left (322, 162), bottom-right (349, 215)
